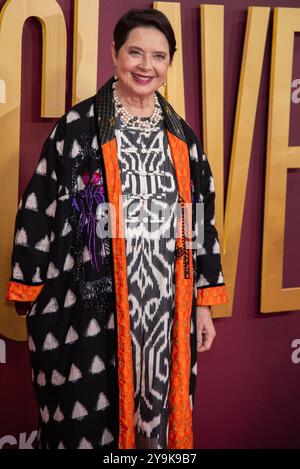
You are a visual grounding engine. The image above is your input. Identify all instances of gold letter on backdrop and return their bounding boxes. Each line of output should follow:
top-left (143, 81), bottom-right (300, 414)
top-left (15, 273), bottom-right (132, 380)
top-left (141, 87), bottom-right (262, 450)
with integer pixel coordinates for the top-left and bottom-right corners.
top-left (0, 78), bottom-right (5, 103)
top-left (261, 8), bottom-right (300, 313)
top-left (72, 0), bottom-right (100, 105)
top-left (0, 0), bottom-right (67, 340)
top-left (153, 2), bottom-right (185, 119)
top-left (204, 6), bottom-right (270, 317)
top-left (200, 4), bottom-right (224, 254)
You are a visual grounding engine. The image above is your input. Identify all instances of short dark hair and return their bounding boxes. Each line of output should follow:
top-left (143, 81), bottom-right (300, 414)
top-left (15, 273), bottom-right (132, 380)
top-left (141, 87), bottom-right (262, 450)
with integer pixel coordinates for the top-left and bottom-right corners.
top-left (113, 8), bottom-right (177, 62)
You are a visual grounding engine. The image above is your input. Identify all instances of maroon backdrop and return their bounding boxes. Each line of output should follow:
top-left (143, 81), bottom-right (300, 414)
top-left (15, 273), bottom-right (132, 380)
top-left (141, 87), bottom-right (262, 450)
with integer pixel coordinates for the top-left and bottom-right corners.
top-left (1, 0), bottom-right (300, 449)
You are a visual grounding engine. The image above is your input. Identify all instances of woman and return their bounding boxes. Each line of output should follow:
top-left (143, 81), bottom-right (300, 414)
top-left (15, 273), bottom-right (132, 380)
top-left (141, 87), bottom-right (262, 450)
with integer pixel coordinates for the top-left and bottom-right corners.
top-left (6, 9), bottom-right (228, 449)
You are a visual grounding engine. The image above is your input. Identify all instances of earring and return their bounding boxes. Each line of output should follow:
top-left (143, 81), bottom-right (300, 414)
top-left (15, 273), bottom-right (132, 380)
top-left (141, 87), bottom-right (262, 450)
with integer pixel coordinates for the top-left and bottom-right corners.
top-left (114, 66), bottom-right (118, 81)
top-left (163, 82), bottom-right (167, 87)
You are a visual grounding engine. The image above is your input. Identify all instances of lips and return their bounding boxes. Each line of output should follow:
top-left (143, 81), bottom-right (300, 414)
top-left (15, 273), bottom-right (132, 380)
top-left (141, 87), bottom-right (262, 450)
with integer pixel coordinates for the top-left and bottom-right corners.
top-left (132, 73), bottom-right (154, 84)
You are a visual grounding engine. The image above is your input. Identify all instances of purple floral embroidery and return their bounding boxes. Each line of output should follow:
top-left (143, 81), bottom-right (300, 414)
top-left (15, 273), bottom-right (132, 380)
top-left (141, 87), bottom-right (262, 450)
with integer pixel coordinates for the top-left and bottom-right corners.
top-left (72, 169), bottom-right (106, 271)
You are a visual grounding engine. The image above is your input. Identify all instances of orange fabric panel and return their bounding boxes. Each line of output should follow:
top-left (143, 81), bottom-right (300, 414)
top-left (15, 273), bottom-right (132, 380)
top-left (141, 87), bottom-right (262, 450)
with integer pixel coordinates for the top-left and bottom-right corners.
top-left (101, 139), bottom-right (135, 449)
top-left (167, 131), bottom-right (194, 449)
top-left (197, 285), bottom-right (229, 306)
top-left (6, 281), bottom-right (44, 302)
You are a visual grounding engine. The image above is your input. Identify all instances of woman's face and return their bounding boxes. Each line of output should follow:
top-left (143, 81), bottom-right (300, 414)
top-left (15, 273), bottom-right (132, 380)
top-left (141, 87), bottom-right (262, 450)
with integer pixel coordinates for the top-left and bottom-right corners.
top-left (112, 26), bottom-right (171, 99)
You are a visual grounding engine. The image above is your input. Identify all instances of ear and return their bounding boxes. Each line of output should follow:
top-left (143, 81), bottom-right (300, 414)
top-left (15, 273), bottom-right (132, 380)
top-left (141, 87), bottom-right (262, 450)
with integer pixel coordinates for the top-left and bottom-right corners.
top-left (111, 41), bottom-right (117, 65)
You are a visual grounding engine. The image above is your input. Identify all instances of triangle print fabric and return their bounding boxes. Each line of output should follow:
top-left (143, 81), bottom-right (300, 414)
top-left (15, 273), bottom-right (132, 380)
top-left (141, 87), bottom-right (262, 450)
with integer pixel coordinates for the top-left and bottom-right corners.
top-left (7, 77), bottom-right (227, 449)
top-left (8, 98), bottom-right (118, 449)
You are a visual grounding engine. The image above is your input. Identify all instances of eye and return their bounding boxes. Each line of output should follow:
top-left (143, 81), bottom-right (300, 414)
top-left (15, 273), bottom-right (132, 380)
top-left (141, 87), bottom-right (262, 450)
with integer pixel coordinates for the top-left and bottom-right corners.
top-left (129, 50), bottom-right (141, 56)
top-left (154, 54), bottom-right (166, 61)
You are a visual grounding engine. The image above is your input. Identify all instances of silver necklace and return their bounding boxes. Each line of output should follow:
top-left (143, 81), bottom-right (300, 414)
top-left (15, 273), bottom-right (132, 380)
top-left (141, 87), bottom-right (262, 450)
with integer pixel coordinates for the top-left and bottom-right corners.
top-left (113, 81), bottom-right (162, 129)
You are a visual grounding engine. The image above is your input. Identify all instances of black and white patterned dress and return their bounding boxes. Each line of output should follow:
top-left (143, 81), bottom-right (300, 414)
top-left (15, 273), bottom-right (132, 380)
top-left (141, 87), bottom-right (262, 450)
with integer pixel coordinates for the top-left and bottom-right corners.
top-left (115, 112), bottom-right (179, 448)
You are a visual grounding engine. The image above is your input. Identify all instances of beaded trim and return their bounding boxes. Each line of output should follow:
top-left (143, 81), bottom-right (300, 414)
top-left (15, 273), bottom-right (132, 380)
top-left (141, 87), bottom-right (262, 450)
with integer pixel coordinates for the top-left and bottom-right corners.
top-left (175, 195), bottom-right (190, 279)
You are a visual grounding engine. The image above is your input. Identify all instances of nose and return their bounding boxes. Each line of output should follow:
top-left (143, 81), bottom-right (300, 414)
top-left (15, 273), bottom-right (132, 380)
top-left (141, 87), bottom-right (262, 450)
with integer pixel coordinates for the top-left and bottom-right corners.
top-left (140, 54), bottom-right (152, 71)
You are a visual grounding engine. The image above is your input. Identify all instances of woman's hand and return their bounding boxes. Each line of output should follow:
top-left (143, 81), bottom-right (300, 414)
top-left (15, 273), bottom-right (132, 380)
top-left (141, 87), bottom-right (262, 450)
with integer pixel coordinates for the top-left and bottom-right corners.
top-left (196, 306), bottom-right (216, 352)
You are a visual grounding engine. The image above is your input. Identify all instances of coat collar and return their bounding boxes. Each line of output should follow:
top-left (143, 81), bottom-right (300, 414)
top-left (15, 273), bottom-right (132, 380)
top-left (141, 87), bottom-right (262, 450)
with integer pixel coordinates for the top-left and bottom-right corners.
top-left (95, 76), bottom-right (186, 145)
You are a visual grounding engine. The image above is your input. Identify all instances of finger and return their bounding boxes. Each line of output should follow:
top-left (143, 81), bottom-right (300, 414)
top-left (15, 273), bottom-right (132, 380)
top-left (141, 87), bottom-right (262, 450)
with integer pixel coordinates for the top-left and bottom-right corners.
top-left (197, 331), bottom-right (203, 352)
top-left (198, 333), bottom-right (215, 352)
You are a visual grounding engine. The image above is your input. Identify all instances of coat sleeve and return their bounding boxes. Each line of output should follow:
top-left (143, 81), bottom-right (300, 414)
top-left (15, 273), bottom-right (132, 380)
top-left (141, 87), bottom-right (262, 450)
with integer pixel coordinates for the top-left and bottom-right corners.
top-left (6, 121), bottom-right (63, 302)
top-left (181, 118), bottom-right (228, 307)
top-left (195, 148), bottom-right (228, 306)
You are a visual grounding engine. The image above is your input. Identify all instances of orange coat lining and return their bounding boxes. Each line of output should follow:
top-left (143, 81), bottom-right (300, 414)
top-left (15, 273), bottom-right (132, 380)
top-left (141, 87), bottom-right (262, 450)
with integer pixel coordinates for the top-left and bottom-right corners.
top-left (197, 285), bottom-right (229, 306)
top-left (102, 139), bottom-right (135, 449)
top-left (6, 281), bottom-right (44, 302)
top-left (167, 131), bottom-right (194, 448)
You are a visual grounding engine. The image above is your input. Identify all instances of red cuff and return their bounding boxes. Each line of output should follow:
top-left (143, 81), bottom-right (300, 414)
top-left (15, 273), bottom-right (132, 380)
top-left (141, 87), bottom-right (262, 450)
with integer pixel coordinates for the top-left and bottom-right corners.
top-left (6, 281), bottom-right (44, 302)
top-left (197, 285), bottom-right (228, 306)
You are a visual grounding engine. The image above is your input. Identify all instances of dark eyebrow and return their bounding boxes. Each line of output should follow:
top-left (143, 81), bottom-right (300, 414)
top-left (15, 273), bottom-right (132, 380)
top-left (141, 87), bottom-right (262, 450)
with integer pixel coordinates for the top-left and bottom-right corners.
top-left (128, 45), bottom-right (167, 55)
top-left (128, 45), bottom-right (144, 52)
